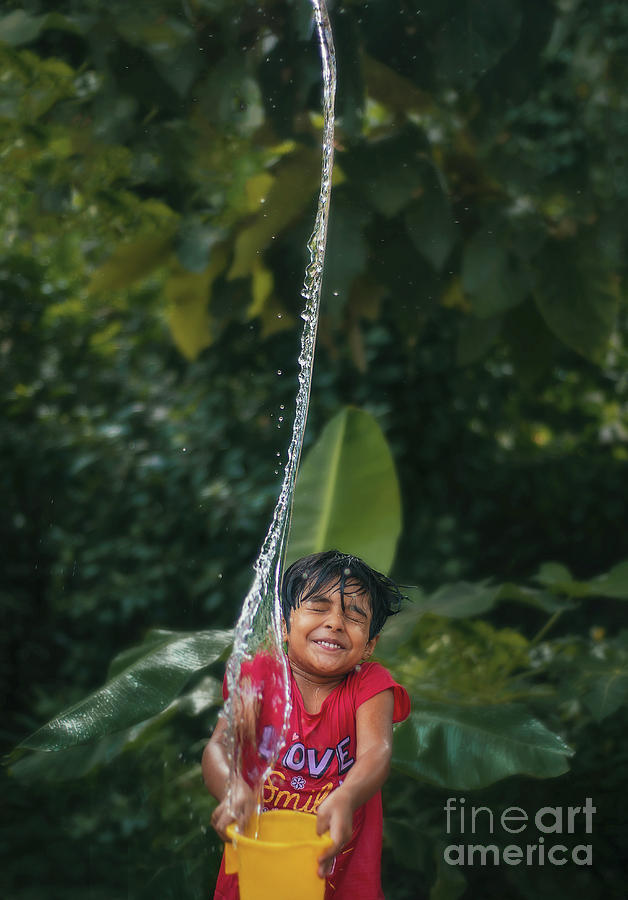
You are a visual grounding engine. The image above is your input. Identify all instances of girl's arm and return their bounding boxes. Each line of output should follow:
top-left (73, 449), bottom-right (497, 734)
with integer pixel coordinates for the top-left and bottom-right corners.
top-left (202, 715), bottom-right (230, 803)
top-left (314, 689), bottom-right (395, 876)
top-left (202, 714), bottom-right (257, 841)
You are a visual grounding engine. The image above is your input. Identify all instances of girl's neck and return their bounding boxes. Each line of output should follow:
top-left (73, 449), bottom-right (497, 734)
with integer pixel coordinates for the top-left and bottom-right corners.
top-left (289, 661), bottom-right (347, 714)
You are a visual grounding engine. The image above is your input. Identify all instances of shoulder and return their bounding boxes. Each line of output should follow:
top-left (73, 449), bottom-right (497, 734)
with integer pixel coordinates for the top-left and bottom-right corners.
top-left (349, 662), bottom-right (411, 724)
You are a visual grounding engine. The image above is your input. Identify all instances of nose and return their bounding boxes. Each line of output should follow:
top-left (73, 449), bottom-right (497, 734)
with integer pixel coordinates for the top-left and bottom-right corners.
top-left (325, 602), bottom-right (345, 630)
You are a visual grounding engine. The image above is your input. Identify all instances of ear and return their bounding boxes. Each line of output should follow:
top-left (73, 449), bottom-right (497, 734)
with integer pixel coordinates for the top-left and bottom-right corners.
top-left (361, 634), bottom-right (379, 662)
top-left (281, 618), bottom-right (288, 642)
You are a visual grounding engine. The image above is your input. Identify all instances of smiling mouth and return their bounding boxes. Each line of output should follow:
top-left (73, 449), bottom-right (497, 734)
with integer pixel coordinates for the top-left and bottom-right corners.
top-left (314, 639), bottom-right (346, 651)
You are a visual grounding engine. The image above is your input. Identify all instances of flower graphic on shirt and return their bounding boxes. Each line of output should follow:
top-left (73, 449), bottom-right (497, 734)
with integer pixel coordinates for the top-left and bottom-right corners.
top-left (291, 775), bottom-right (306, 790)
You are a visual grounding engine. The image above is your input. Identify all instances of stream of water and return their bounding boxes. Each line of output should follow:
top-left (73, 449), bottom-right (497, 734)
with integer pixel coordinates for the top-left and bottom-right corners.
top-left (222, 0), bottom-right (336, 826)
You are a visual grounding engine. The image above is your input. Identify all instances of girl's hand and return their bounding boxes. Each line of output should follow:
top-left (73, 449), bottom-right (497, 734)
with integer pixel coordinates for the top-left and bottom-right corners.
top-left (315, 790), bottom-right (354, 878)
top-left (210, 776), bottom-right (258, 842)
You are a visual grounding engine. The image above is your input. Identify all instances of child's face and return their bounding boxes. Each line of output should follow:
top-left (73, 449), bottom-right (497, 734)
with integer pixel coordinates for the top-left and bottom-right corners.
top-left (283, 578), bottom-right (378, 680)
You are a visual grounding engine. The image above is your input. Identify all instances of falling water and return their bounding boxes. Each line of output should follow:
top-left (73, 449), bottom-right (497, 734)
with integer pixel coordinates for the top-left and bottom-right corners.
top-left (222, 0), bottom-right (336, 822)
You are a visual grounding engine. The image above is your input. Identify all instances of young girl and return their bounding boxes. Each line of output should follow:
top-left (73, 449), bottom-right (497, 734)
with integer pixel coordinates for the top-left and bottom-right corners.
top-left (202, 550), bottom-right (410, 900)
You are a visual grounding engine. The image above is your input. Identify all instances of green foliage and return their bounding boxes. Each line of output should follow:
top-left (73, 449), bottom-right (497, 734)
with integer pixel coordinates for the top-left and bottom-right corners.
top-left (286, 406), bottom-right (402, 572)
top-left (392, 702), bottom-right (571, 790)
top-left (533, 239), bottom-right (620, 362)
top-left (19, 629), bottom-right (231, 751)
top-left (3, 0), bottom-right (628, 898)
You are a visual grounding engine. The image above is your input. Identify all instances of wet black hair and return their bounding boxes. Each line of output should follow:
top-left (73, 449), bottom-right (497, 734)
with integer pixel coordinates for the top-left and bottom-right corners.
top-left (281, 550), bottom-right (404, 641)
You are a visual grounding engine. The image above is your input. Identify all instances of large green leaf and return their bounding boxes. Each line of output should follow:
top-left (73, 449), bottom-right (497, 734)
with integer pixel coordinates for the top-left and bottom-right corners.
top-left (533, 240), bottom-right (619, 362)
top-left (20, 629), bottom-right (232, 751)
top-left (392, 701), bottom-right (572, 790)
top-left (286, 407), bottom-right (402, 574)
top-left (11, 675), bottom-right (222, 781)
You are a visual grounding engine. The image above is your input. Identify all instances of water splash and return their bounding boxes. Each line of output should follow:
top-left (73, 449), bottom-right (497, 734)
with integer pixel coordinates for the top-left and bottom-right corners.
top-left (222, 0), bottom-right (336, 815)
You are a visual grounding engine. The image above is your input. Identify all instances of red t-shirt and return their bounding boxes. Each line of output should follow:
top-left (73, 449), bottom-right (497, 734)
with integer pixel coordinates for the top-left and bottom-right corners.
top-left (213, 658), bottom-right (410, 900)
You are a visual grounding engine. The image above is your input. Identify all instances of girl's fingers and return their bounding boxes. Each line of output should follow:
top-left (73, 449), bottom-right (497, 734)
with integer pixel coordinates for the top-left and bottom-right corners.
top-left (317, 846), bottom-right (336, 878)
top-left (211, 804), bottom-right (234, 842)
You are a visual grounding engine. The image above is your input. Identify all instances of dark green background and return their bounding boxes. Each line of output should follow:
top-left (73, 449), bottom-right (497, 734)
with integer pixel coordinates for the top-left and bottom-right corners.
top-left (2, 0), bottom-right (627, 897)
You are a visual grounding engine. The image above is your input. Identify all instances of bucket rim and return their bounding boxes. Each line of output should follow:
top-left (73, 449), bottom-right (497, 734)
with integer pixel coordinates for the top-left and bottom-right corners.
top-left (226, 814), bottom-right (333, 851)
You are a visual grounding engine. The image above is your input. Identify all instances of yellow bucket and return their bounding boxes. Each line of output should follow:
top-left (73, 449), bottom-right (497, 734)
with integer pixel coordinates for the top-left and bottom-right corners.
top-left (225, 810), bottom-right (333, 900)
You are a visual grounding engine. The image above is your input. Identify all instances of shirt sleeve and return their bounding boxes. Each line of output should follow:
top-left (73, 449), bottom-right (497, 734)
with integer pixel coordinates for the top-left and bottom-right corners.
top-left (353, 661), bottom-right (411, 723)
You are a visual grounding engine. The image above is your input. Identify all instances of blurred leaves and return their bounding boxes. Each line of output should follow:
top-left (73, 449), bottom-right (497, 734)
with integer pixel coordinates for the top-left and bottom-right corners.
top-left (548, 630), bottom-right (628, 724)
top-left (461, 230), bottom-right (528, 318)
top-left (166, 246), bottom-right (228, 360)
top-left (228, 148), bottom-right (321, 281)
top-left (88, 233), bottom-right (177, 295)
top-left (406, 172), bottom-right (458, 272)
top-left (590, 561), bottom-right (628, 599)
top-left (0, 9), bottom-right (80, 46)
top-left (533, 240), bottom-right (620, 362)
top-left (431, 0), bottom-right (523, 88)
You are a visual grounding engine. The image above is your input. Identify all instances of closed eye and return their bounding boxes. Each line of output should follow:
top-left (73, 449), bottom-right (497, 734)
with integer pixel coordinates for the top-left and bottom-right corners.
top-left (346, 607), bottom-right (368, 624)
top-left (303, 598), bottom-right (331, 613)
top-left (348, 604), bottom-right (367, 617)
top-left (301, 596), bottom-right (369, 625)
